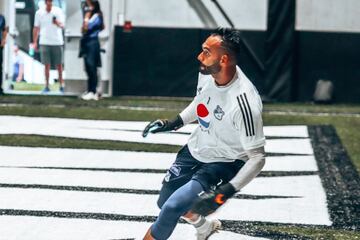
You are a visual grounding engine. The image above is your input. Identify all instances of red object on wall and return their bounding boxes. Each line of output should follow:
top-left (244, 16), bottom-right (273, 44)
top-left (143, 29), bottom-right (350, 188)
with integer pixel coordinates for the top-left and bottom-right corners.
top-left (123, 21), bottom-right (132, 32)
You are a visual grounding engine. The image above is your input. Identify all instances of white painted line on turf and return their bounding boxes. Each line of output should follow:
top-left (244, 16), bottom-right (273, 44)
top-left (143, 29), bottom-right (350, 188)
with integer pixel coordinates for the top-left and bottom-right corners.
top-left (0, 168), bottom-right (319, 197)
top-left (0, 146), bottom-right (318, 171)
top-left (240, 175), bottom-right (324, 197)
top-left (0, 184), bottom-right (331, 225)
top-left (0, 188), bottom-right (160, 216)
top-left (262, 155), bottom-right (318, 171)
top-left (0, 216), bottom-right (269, 240)
top-left (264, 125), bottom-right (309, 138)
top-left (0, 168), bottom-right (164, 190)
top-left (0, 115), bottom-right (309, 137)
top-left (265, 139), bottom-right (313, 155)
top-left (0, 146), bottom-right (175, 170)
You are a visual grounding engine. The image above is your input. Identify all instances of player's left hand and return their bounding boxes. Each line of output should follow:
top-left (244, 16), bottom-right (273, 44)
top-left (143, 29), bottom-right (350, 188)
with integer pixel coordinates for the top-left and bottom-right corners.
top-left (142, 115), bottom-right (184, 138)
top-left (142, 119), bottom-right (167, 138)
top-left (191, 183), bottom-right (237, 216)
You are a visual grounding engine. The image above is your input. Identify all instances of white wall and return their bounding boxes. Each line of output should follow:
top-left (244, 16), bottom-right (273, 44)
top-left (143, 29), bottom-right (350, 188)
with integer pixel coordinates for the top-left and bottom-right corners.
top-left (125, 0), bottom-right (268, 30)
top-left (296, 0), bottom-right (360, 33)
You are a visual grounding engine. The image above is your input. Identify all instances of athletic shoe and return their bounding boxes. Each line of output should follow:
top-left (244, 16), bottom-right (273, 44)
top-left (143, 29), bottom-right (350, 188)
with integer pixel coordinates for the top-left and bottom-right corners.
top-left (59, 86), bottom-right (64, 94)
top-left (81, 91), bottom-right (98, 101)
top-left (196, 219), bottom-right (221, 240)
top-left (42, 87), bottom-right (50, 94)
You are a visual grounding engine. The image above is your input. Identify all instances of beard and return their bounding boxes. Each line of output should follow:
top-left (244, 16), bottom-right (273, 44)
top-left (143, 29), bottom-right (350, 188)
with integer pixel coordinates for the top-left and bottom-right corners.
top-left (199, 61), bottom-right (221, 75)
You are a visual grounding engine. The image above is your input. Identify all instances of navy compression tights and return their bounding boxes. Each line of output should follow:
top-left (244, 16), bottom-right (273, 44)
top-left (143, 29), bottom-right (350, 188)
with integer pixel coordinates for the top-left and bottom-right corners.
top-left (151, 180), bottom-right (204, 240)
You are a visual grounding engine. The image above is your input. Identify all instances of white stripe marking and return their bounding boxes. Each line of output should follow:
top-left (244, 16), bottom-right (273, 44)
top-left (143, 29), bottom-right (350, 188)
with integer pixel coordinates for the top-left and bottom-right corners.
top-left (0, 185), bottom-right (331, 225)
top-left (0, 216), bottom-right (269, 240)
top-left (265, 139), bottom-right (313, 154)
top-left (0, 167), bottom-right (324, 197)
top-left (0, 115), bottom-right (309, 137)
top-left (0, 146), bottom-right (317, 171)
top-left (0, 146), bottom-right (175, 170)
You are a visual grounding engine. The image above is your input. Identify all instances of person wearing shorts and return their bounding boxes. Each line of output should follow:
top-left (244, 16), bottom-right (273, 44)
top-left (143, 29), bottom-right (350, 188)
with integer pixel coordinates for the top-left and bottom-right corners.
top-left (33, 0), bottom-right (65, 93)
top-left (142, 28), bottom-right (266, 240)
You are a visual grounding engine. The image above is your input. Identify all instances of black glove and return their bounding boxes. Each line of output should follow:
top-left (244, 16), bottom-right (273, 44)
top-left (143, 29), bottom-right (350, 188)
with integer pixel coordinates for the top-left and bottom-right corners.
top-left (142, 115), bottom-right (184, 138)
top-left (191, 183), bottom-right (237, 216)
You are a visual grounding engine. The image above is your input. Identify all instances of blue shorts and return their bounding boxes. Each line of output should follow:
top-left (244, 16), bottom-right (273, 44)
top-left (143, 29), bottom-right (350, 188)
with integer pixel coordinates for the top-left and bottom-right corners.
top-left (157, 145), bottom-right (245, 207)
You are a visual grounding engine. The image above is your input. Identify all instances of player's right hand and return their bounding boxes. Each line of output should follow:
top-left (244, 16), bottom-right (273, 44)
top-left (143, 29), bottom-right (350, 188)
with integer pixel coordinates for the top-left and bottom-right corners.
top-left (142, 119), bottom-right (168, 138)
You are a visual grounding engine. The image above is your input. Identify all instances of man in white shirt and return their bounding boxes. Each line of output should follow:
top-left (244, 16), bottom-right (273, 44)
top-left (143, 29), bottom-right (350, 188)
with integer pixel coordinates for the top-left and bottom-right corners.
top-left (33, 0), bottom-right (65, 93)
top-left (142, 28), bottom-right (266, 240)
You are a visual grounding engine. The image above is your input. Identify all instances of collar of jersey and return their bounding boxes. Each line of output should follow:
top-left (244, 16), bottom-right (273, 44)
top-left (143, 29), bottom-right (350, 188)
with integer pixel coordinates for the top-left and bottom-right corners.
top-left (211, 68), bottom-right (239, 91)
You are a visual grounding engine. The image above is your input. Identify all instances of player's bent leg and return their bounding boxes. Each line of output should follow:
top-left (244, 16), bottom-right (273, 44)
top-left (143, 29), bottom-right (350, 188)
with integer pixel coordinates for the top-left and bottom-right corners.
top-left (143, 227), bottom-right (156, 240)
top-left (182, 212), bottom-right (222, 240)
top-left (195, 218), bottom-right (222, 240)
top-left (157, 184), bottom-right (175, 209)
top-left (149, 180), bottom-right (203, 240)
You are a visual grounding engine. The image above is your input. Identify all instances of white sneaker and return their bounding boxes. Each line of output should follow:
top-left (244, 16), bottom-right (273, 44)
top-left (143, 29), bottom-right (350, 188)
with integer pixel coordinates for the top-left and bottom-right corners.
top-left (80, 91), bottom-right (88, 97)
top-left (81, 92), bottom-right (99, 101)
top-left (196, 219), bottom-right (221, 240)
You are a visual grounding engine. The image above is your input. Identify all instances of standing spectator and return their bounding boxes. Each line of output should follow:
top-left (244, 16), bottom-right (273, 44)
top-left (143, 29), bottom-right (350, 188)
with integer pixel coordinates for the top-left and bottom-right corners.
top-left (79, 0), bottom-right (105, 101)
top-left (0, 13), bottom-right (7, 95)
top-left (32, 0), bottom-right (65, 94)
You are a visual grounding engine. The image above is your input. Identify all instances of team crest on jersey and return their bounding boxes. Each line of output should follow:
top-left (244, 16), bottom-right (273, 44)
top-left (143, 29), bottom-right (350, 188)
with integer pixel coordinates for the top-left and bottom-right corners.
top-left (169, 165), bottom-right (181, 176)
top-left (213, 105), bottom-right (225, 120)
top-left (197, 103), bottom-right (210, 130)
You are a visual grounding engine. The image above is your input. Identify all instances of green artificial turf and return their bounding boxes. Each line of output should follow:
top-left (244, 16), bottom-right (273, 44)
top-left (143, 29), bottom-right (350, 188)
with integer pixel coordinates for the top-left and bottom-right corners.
top-left (0, 95), bottom-right (359, 239)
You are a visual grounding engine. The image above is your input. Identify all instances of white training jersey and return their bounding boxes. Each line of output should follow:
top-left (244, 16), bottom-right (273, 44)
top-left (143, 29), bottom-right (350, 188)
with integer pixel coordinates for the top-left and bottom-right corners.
top-left (180, 66), bottom-right (265, 163)
top-left (34, 6), bottom-right (65, 46)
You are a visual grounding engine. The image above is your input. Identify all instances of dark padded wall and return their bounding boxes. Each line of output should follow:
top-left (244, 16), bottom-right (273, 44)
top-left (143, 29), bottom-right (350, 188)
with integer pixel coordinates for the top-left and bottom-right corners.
top-left (264, 0), bottom-right (296, 101)
top-left (113, 27), bottom-right (200, 97)
top-left (238, 31), bottom-right (266, 94)
top-left (296, 32), bottom-right (360, 103)
top-left (112, 26), bottom-right (360, 103)
top-left (112, 27), bottom-right (265, 97)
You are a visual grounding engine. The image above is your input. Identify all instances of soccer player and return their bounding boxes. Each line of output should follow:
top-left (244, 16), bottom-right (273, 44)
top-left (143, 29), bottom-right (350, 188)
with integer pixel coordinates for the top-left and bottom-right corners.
top-left (142, 28), bottom-right (266, 240)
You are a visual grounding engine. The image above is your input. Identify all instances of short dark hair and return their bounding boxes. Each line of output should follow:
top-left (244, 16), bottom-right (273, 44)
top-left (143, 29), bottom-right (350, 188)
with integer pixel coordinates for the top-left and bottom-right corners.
top-left (211, 28), bottom-right (241, 62)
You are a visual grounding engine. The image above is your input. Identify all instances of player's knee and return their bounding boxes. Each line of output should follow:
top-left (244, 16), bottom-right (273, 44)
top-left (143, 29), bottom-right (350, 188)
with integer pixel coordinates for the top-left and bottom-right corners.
top-left (161, 199), bottom-right (185, 215)
top-left (157, 197), bottom-right (165, 209)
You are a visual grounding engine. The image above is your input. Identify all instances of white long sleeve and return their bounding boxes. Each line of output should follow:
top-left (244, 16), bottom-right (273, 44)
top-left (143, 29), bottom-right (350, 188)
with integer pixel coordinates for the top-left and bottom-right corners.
top-left (179, 99), bottom-right (197, 125)
top-left (229, 147), bottom-right (265, 191)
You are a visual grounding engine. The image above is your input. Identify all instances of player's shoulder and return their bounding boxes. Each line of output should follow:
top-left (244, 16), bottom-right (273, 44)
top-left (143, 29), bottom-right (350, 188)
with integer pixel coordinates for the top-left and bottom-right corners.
top-left (36, 6), bottom-right (49, 16)
top-left (54, 6), bottom-right (63, 12)
top-left (237, 67), bottom-right (260, 93)
top-left (196, 73), bottom-right (212, 94)
top-left (234, 67), bottom-right (262, 109)
top-left (50, 6), bottom-right (62, 14)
